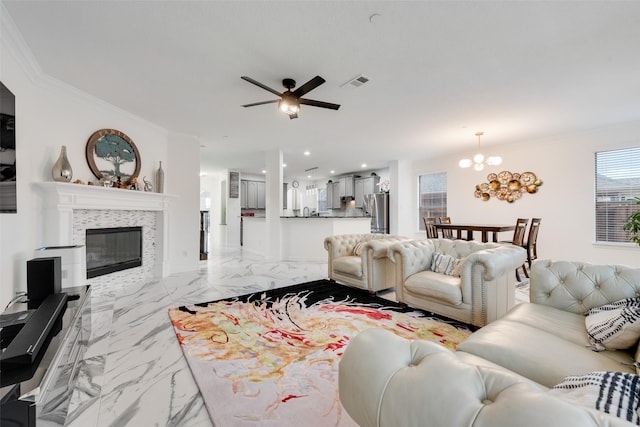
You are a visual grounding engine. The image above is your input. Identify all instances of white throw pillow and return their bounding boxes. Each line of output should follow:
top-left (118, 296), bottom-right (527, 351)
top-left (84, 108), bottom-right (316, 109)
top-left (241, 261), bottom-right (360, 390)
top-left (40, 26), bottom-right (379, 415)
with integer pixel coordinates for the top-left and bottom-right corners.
top-left (352, 241), bottom-right (366, 256)
top-left (549, 371), bottom-right (640, 425)
top-left (585, 297), bottom-right (640, 351)
top-left (430, 253), bottom-right (461, 276)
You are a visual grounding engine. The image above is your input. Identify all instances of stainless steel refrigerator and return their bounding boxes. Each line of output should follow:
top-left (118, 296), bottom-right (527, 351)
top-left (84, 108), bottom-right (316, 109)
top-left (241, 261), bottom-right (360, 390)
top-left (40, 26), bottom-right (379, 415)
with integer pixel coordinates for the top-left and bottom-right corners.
top-left (364, 193), bottom-right (389, 234)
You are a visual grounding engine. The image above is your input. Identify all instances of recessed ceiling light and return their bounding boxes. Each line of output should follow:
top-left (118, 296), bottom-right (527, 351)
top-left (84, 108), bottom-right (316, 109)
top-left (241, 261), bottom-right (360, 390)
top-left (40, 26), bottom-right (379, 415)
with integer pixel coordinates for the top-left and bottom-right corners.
top-left (283, 163), bottom-right (287, 168)
top-left (261, 170), bottom-right (266, 174)
top-left (361, 163), bottom-right (367, 168)
top-left (307, 174), bottom-right (311, 178)
top-left (304, 151), bottom-right (310, 156)
top-left (330, 170), bottom-right (335, 174)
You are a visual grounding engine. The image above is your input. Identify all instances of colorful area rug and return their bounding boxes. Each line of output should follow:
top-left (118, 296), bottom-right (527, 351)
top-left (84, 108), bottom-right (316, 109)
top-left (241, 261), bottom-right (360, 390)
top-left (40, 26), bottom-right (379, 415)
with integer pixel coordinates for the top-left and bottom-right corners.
top-left (168, 280), bottom-right (473, 426)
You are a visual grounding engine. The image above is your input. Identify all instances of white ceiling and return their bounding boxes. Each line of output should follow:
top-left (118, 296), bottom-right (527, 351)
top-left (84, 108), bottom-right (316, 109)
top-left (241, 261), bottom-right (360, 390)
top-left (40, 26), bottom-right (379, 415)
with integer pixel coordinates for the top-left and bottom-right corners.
top-left (4, 1), bottom-right (640, 181)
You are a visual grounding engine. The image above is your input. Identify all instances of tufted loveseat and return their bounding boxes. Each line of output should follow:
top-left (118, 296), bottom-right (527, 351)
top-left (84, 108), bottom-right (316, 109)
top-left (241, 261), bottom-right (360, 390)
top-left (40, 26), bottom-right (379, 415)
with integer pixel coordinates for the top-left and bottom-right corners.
top-left (339, 260), bottom-right (640, 427)
top-left (388, 239), bottom-right (526, 327)
top-left (324, 233), bottom-right (411, 293)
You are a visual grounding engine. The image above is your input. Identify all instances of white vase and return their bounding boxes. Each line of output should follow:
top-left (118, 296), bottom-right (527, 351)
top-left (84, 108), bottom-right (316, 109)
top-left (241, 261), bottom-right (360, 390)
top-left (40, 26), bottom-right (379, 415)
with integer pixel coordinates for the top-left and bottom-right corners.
top-left (52, 145), bottom-right (72, 182)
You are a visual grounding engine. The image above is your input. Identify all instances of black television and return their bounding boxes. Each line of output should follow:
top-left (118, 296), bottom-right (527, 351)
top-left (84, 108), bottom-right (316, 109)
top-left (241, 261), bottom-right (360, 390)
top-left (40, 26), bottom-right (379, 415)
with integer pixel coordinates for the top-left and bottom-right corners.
top-left (0, 81), bottom-right (16, 213)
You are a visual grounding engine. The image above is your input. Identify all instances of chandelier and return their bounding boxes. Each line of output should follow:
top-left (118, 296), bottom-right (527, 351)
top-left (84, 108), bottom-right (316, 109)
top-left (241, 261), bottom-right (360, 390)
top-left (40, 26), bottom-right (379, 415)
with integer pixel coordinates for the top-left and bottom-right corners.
top-left (459, 132), bottom-right (502, 171)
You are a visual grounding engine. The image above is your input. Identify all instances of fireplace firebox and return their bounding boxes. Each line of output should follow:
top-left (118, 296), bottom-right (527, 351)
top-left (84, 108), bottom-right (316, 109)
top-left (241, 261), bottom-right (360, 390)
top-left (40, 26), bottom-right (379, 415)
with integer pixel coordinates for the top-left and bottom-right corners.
top-left (85, 227), bottom-right (142, 278)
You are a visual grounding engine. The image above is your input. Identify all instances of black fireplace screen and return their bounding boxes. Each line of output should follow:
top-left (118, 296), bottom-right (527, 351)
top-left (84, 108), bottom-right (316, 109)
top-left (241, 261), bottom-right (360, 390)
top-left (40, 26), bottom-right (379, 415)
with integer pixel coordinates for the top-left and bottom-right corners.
top-left (85, 226), bottom-right (142, 278)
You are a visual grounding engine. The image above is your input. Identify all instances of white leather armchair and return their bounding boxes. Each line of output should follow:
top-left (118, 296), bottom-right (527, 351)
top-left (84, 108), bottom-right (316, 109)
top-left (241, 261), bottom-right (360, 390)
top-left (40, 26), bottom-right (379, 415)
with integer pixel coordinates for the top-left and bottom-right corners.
top-left (324, 234), bottom-right (410, 293)
top-left (389, 239), bottom-right (526, 327)
top-left (339, 328), bottom-right (634, 427)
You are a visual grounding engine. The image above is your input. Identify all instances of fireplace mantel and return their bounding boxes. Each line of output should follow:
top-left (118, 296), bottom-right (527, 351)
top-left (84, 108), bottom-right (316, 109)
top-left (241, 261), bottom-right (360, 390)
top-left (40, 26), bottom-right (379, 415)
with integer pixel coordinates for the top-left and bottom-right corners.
top-left (34, 182), bottom-right (175, 212)
top-left (34, 182), bottom-right (177, 278)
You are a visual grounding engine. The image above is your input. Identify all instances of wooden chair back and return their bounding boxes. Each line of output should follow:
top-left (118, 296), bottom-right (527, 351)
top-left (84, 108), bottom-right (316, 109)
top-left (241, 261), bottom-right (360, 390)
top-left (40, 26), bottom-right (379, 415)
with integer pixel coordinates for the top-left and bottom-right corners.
top-left (512, 218), bottom-right (530, 246)
top-left (437, 217), bottom-right (454, 239)
top-left (525, 218), bottom-right (542, 265)
top-left (423, 217), bottom-right (438, 239)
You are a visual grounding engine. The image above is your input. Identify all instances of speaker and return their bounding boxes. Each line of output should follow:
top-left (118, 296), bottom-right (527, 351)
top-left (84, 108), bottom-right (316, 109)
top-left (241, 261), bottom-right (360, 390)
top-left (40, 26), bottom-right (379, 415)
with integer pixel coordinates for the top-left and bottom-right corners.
top-left (27, 257), bottom-right (62, 301)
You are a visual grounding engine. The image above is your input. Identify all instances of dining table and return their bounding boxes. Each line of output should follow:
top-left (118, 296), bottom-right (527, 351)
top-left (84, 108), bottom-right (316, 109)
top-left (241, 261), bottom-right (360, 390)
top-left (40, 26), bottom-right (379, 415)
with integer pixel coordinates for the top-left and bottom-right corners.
top-left (433, 223), bottom-right (516, 243)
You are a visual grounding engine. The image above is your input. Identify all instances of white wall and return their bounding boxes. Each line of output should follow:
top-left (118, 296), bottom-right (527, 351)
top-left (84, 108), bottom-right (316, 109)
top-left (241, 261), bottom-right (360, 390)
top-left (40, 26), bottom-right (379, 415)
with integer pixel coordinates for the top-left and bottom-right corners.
top-left (166, 132), bottom-right (200, 273)
top-left (0, 11), bottom-right (200, 308)
top-left (395, 121), bottom-right (640, 266)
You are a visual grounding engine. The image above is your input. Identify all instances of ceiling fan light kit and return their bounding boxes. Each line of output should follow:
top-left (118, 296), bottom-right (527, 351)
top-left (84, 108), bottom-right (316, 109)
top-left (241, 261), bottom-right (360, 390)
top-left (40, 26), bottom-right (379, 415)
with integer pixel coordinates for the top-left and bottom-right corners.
top-left (459, 132), bottom-right (502, 171)
top-left (241, 75), bottom-right (340, 119)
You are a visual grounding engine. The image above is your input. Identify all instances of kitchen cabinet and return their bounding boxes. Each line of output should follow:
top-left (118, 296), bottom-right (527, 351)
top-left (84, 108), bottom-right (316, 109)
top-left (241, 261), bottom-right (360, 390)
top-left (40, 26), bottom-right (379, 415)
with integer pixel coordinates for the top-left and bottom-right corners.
top-left (354, 176), bottom-right (380, 208)
top-left (256, 181), bottom-right (265, 209)
top-left (339, 176), bottom-right (355, 198)
top-left (241, 180), bottom-right (266, 209)
top-left (240, 180), bottom-right (248, 208)
top-left (326, 181), bottom-right (341, 209)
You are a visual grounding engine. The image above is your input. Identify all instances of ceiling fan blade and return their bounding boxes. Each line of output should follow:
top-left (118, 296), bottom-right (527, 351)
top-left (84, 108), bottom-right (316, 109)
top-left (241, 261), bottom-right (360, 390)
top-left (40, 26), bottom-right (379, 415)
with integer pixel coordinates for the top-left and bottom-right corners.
top-left (292, 76), bottom-right (325, 98)
top-left (242, 100), bottom-right (279, 108)
top-left (241, 76), bottom-right (282, 97)
top-left (299, 98), bottom-right (341, 110)
top-left (289, 113), bottom-right (298, 120)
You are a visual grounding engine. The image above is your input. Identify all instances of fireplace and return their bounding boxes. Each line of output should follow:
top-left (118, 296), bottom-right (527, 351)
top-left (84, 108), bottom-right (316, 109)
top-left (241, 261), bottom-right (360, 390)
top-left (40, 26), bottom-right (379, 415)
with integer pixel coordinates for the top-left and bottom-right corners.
top-left (85, 226), bottom-right (143, 278)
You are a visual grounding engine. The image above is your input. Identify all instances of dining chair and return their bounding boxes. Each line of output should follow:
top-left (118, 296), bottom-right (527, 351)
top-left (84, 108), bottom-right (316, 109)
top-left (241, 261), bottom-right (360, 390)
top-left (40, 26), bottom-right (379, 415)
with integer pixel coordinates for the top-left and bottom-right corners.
top-left (521, 218), bottom-right (542, 278)
top-left (423, 217), bottom-right (438, 239)
top-left (437, 217), bottom-right (454, 239)
top-left (503, 218), bottom-right (529, 246)
top-left (499, 218), bottom-right (529, 281)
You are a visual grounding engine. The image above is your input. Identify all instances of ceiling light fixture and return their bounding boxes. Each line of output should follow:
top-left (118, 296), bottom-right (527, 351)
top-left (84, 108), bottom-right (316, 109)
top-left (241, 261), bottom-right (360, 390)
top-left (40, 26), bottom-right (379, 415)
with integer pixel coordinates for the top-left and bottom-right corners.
top-left (459, 132), bottom-right (502, 171)
top-left (278, 91), bottom-right (300, 116)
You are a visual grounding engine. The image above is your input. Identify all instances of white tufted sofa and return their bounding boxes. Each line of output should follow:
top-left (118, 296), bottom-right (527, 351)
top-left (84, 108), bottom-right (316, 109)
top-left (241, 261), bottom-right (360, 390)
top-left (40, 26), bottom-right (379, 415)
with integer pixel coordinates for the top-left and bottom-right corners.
top-left (388, 239), bottom-right (527, 327)
top-left (339, 260), bottom-right (640, 427)
top-left (324, 234), bottom-right (411, 293)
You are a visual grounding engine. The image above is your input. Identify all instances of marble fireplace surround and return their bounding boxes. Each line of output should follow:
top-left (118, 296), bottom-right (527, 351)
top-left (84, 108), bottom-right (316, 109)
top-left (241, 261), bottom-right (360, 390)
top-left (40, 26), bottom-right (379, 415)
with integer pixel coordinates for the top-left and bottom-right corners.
top-left (35, 182), bottom-right (175, 285)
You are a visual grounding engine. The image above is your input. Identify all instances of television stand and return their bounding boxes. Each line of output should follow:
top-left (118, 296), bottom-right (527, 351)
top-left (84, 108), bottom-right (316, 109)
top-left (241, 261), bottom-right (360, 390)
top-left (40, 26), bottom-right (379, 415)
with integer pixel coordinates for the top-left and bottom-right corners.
top-left (0, 286), bottom-right (90, 427)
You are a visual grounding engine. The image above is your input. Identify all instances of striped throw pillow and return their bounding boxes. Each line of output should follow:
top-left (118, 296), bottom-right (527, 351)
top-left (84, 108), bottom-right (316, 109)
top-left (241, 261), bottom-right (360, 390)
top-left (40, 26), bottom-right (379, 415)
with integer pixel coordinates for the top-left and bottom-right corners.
top-left (550, 371), bottom-right (640, 425)
top-left (353, 241), bottom-right (366, 256)
top-left (430, 253), bottom-right (461, 276)
top-left (585, 297), bottom-right (640, 351)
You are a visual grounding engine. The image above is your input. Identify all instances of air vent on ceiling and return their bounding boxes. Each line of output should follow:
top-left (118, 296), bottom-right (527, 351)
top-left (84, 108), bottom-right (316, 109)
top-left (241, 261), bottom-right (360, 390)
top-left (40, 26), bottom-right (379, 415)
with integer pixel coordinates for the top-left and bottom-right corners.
top-left (341, 74), bottom-right (369, 88)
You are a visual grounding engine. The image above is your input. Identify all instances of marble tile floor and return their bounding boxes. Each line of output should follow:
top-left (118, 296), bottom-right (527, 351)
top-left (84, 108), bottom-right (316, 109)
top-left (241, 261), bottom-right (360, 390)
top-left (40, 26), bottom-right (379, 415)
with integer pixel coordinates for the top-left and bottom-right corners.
top-left (49, 247), bottom-right (530, 427)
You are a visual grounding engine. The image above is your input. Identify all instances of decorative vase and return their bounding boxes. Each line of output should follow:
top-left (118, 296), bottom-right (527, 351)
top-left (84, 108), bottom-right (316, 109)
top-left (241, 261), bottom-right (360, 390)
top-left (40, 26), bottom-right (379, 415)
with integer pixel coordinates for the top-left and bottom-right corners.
top-left (156, 161), bottom-right (164, 193)
top-left (52, 145), bottom-right (73, 182)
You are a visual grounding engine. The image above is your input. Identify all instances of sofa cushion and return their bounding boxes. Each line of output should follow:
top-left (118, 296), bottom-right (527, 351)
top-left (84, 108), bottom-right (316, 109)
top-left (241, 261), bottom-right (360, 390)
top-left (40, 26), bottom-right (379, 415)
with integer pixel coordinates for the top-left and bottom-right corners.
top-left (549, 371), bottom-right (640, 425)
top-left (585, 297), bottom-right (640, 351)
top-left (430, 252), bottom-right (461, 276)
top-left (333, 256), bottom-right (362, 277)
top-left (404, 271), bottom-right (462, 306)
top-left (498, 303), bottom-right (592, 346)
top-left (457, 317), bottom-right (637, 388)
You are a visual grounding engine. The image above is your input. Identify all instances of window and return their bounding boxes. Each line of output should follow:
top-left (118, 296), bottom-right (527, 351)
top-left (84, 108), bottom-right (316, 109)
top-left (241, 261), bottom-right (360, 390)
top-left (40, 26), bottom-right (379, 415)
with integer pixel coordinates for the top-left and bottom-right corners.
top-left (595, 147), bottom-right (640, 243)
top-left (418, 172), bottom-right (447, 230)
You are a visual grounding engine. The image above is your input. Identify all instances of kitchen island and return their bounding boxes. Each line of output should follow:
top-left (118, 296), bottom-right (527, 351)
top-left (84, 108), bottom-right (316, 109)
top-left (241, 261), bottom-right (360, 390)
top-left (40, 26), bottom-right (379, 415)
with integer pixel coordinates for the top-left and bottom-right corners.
top-left (242, 216), bottom-right (371, 261)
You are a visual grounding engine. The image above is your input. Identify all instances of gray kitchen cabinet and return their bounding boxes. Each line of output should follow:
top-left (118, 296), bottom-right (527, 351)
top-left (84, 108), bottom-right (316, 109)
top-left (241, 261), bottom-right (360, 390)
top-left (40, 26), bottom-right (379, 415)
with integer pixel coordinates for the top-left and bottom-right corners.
top-left (241, 180), bottom-right (266, 210)
top-left (339, 176), bottom-right (355, 198)
top-left (354, 176), bottom-right (380, 207)
top-left (240, 180), bottom-right (248, 208)
top-left (256, 181), bottom-right (265, 209)
top-left (326, 181), bottom-right (341, 209)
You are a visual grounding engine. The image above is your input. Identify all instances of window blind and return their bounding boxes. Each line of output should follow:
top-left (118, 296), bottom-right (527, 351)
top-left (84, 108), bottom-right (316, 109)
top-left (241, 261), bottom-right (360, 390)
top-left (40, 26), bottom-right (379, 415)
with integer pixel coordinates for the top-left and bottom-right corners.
top-left (418, 172), bottom-right (447, 230)
top-left (595, 147), bottom-right (640, 243)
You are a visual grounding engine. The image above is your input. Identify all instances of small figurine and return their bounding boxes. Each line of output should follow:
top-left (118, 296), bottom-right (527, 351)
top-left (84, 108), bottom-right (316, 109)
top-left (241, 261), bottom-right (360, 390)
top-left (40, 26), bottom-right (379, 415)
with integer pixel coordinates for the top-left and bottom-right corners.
top-left (129, 176), bottom-right (139, 190)
top-left (143, 176), bottom-right (153, 192)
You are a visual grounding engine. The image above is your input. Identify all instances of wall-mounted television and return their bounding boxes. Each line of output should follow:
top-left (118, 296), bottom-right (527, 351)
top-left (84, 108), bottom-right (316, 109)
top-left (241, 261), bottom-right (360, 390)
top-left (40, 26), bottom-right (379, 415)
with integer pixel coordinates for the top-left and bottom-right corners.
top-left (0, 81), bottom-right (16, 213)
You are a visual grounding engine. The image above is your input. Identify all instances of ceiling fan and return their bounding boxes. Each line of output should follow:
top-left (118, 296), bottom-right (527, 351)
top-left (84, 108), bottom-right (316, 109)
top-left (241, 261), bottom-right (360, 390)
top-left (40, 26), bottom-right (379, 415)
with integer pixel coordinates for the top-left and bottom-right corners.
top-left (241, 75), bottom-right (340, 119)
